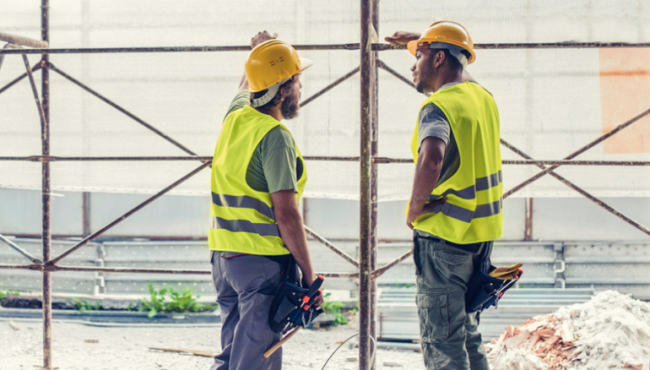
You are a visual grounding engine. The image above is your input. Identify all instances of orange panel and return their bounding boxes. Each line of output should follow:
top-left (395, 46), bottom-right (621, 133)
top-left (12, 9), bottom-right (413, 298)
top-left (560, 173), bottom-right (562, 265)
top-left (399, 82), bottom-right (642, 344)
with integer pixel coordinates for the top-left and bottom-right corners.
top-left (599, 48), bottom-right (650, 154)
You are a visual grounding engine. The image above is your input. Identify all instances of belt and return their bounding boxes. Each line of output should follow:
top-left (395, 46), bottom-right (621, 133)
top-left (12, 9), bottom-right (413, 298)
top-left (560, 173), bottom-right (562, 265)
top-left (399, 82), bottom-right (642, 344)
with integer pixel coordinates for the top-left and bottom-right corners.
top-left (415, 232), bottom-right (483, 251)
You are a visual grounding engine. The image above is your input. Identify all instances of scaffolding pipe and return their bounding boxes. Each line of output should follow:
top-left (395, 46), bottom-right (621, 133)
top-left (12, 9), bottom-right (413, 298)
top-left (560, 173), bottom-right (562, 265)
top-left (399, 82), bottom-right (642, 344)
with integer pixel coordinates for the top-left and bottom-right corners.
top-left (0, 264), bottom-right (359, 278)
top-left (0, 63), bottom-right (42, 95)
top-left (40, 1), bottom-right (53, 369)
top-left (505, 108), bottom-right (650, 198)
top-left (3, 41), bottom-right (650, 56)
top-left (0, 233), bottom-right (44, 264)
top-left (2, 155), bottom-right (650, 167)
top-left (48, 63), bottom-right (198, 157)
top-left (500, 138), bottom-right (650, 237)
top-left (301, 66), bottom-right (360, 107)
top-left (359, 0), bottom-right (374, 368)
top-left (304, 225), bottom-right (360, 268)
top-left (47, 162), bottom-right (211, 265)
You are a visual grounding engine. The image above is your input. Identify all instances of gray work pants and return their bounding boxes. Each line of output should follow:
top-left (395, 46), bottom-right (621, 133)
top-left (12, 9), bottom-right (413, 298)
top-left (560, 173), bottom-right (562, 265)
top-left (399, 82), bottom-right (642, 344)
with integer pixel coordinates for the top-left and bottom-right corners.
top-left (413, 234), bottom-right (490, 370)
top-left (210, 251), bottom-right (285, 370)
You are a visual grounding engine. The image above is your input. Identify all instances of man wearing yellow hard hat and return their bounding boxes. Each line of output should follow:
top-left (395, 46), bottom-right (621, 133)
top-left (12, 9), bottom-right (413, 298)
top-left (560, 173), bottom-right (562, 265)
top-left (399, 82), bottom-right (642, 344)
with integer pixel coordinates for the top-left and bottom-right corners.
top-left (208, 31), bottom-right (322, 370)
top-left (386, 21), bottom-right (502, 370)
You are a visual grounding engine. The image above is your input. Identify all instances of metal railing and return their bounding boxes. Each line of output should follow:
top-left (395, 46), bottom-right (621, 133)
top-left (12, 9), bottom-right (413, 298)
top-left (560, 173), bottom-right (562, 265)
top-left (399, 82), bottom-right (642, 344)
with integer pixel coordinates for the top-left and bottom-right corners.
top-left (1, 1), bottom-right (650, 369)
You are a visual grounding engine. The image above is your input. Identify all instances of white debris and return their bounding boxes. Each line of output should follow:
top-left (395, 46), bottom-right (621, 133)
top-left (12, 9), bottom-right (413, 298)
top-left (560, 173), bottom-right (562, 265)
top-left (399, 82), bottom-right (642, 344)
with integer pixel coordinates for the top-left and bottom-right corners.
top-left (487, 290), bottom-right (650, 370)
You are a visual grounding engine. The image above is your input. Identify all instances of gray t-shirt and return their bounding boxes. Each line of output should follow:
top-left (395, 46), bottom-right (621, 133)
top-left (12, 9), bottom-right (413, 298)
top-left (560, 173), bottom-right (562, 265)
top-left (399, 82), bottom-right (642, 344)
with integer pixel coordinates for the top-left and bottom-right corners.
top-left (417, 82), bottom-right (461, 185)
top-left (223, 89), bottom-right (302, 193)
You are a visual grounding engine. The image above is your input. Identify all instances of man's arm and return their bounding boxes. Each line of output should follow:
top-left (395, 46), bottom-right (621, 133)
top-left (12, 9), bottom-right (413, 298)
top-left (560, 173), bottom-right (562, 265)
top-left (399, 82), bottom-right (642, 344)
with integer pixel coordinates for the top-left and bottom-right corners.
top-left (271, 190), bottom-right (323, 306)
top-left (407, 137), bottom-right (447, 228)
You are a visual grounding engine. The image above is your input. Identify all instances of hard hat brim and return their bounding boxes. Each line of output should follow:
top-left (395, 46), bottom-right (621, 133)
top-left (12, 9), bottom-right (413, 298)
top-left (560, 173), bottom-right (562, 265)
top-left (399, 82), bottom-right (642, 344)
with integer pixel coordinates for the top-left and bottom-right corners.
top-left (407, 40), bottom-right (418, 56)
top-left (299, 57), bottom-right (313, 72)
top-left (406, 39), bottom-right (476, 64)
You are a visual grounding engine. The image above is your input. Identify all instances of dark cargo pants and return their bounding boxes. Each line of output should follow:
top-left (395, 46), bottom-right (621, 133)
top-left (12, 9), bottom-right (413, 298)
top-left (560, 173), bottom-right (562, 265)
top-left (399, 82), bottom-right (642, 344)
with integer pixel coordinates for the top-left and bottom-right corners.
top-left (413, 234), bottom-right (490, 370)
top-left (210, 251), bottom-right (286, 370)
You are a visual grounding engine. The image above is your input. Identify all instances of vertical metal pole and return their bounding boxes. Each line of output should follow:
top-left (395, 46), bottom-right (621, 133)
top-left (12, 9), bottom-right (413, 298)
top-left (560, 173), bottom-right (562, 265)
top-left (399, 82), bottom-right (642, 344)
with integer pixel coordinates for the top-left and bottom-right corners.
top-left (41, 1), bottom-right (53, 369)
top-left (82, 193), bottom-right (91, 236)
top-left (524, 198), bottom-right (533, 241)
top-left (359, 0), bottom-right (373, 368)
top-left (81, 0), bottom-right (91, 238)
top-left (368, 1), bottom-right (379, 369)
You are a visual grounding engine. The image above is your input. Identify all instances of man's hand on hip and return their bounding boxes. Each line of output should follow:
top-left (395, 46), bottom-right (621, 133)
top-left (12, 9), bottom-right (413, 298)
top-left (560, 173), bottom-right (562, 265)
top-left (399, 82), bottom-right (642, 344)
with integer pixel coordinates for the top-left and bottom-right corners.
top-left (407, 196), bottom-right (447, 229)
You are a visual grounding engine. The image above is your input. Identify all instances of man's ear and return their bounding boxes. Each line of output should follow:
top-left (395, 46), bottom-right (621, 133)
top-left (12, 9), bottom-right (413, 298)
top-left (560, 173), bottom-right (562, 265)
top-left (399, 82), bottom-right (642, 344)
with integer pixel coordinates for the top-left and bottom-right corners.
top-left (433, 50), bottom-right (446, 68)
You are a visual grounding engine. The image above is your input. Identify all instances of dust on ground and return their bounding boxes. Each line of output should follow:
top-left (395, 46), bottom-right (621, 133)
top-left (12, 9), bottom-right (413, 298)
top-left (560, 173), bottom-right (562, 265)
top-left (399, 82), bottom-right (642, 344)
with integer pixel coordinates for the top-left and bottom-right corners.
top-left (0, 320), bottom-right (426, 370)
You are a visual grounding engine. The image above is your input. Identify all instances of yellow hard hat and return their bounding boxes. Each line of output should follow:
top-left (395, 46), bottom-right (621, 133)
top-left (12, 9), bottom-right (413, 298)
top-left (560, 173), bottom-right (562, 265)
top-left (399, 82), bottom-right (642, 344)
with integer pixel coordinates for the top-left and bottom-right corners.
top-left (407, 21), bottom-right (476, 64)
top-left (245, 39), bottom-right (313, 93)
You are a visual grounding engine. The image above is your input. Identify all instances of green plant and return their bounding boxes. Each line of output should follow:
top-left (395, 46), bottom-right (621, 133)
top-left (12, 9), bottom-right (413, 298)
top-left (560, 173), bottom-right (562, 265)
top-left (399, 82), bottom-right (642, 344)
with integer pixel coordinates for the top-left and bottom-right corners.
top-left (71, 297), bottom-right (101, 311)
top-left (321, 292), bottom-right (347, 326)
top-left (139, 283), bottom-right (217, 318)
top-left (0, 290), bottom-right (20, 301)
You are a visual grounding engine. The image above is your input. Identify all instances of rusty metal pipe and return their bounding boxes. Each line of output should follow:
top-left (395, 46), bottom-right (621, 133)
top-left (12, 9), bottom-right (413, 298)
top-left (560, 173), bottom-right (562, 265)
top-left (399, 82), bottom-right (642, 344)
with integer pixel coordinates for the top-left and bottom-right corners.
top-left (304, 225), bottom-right (360, 268)
top-left (359, 0), bottom-right (374, 368)
top-left (301, 66), bottom-right (360, 107)
top-left (3, 41), bottom-right (650, 56)
top-left (47, 63), bottom-right (198, 157)
top-left (47, 162), bottom-right (211, 265)
top-left (0, 63), bottom-right (42, 95)
top-left (0, 233), bottom-right (44, 264)
top-left (501, 139), bottom-right (650, 237)
top-left (0, 44), bottom-right (362, 55)
top-left (371, 249), bottom-right (413, 280)
top-left (374, 42), bottom-right (650, 51)
top-left (504, 108), bottom-right (650, 198)
top-left (0, 263), bottom-right (359, 278)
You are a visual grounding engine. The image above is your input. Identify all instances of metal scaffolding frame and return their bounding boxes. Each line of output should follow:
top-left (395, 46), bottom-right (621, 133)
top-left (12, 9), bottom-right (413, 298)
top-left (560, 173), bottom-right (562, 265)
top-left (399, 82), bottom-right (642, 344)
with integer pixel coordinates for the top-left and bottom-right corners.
top-left (1, 1), bottom-right (650, 369)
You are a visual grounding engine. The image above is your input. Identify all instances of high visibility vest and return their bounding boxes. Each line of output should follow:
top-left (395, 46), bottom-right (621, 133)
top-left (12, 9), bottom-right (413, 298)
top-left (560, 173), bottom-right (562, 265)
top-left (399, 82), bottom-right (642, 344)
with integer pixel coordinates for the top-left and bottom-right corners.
top-left (209, 105), bottom-right (307, 255)
top-left (409, 82), bottom-right (503, 244)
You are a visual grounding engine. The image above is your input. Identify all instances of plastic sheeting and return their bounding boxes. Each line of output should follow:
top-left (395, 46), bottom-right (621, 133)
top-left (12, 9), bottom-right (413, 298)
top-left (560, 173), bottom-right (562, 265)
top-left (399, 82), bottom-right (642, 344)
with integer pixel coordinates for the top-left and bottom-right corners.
top-left (1, 0), bottom-right (649, 200)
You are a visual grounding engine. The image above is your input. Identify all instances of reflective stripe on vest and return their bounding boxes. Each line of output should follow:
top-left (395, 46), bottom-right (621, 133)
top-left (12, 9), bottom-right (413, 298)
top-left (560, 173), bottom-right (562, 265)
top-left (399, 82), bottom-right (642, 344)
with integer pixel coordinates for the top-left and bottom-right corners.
top-left (211, 193), bottom-right (276, 221)
top-left (210, 217), bottom-right (280, 237)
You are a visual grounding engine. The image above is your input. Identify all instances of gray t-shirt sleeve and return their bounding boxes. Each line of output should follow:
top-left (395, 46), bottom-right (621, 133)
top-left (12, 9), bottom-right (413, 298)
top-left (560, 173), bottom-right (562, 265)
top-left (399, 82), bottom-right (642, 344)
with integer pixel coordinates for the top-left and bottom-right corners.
top-left (261, 127), bottom-right (299, 193)
top-left (418, 103), bottom-right (451, 152)
top-left (223, 89), bottom-right (250, 122)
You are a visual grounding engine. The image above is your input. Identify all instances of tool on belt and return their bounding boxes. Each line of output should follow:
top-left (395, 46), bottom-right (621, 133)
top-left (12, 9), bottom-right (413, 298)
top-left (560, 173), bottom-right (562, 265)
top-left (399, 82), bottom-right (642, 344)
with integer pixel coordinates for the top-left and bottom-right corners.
top-left (265, 257), bottom-right (325, 358)
top-left (465, 243), bottom-right (523, 313)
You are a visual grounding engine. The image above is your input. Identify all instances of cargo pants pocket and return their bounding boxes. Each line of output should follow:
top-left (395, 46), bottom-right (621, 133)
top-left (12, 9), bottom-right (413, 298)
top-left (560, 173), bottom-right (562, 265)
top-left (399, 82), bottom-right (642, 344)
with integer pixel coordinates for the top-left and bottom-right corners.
top-left (416, 291), bottom-right (449, 343)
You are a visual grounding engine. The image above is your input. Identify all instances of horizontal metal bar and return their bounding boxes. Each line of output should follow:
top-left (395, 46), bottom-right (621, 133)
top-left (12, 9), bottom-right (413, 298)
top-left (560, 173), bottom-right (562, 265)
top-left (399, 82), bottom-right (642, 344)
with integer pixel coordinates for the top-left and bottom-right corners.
top-left (503, 160), bottom-right (650, 166)
top-left (4, 156), bottom-right (650, 166)
top-left (304, 225), bottom-right (360, 268)
top-left (375, 42), bottom-right (650, 51)
top-left (0, 44), bottom-right (361, 55)
top-left (0, 263), bottom-right (358, 278)
top-left (0, 234), bottom-right (44, 264)
top-left (2, 41), bottom-right (650, 55)
top-left (0, 155), bottom-right (360, 162)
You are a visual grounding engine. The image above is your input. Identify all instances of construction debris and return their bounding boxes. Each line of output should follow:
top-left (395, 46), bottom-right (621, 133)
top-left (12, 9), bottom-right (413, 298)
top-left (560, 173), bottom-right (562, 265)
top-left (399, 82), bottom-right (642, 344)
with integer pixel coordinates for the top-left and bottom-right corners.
top-left (486, 290), bottom-right (650, 370)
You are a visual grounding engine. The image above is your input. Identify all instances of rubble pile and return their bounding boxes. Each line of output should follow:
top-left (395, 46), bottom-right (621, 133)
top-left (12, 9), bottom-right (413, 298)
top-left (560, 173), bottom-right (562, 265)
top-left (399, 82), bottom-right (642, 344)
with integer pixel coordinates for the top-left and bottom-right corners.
top-left (486, 290), bottom-right (650, 370)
